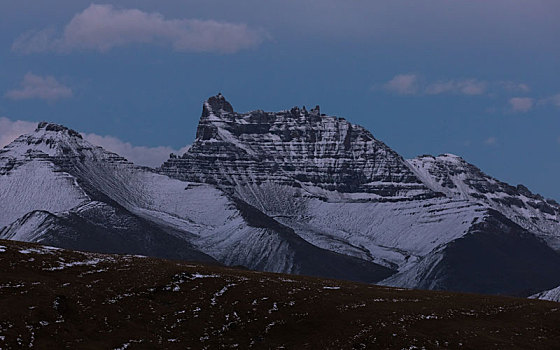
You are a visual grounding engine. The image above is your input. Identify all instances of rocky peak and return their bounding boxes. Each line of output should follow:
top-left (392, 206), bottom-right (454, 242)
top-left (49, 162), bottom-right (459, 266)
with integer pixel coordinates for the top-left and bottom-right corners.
top-left (1, 121), bottom-right (130, 175)
top-left (203, 93), bottom-right (234, 116)
top-left (36, 122), bottom-right (83, 139)
top-left (310, 105), bottom-right (321, 116)
top-left (161, 95), bottom-right (433, 198)
top-left (436, 153), bottom-right (465, 163)
top-left (0, 122), bottom-right (88, 160)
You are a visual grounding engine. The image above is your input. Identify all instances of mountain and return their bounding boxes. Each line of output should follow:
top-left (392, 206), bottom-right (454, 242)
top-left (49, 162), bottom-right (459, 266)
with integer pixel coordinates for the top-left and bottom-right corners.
top-left (530, 285), bottom-right (560, 302)
top-left (0, 122), bottom-right (214, 262)
top-left (1, 95), bottom-right (559, 296)
top-left (408, 154), bottom-right (560, 249)
top-left (2, 239), bottom-right (560, 350)
top-left (383, 210), bottom-right (560, 296)
top-left (159, 94), bottom-right (560, 296)
top-left (159, 93), bottom-right (433, 199)
top-left (0, 121), bottom-right (392, 283)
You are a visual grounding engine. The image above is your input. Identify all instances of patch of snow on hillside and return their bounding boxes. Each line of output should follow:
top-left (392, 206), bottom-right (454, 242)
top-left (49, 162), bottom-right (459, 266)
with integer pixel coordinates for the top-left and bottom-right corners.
top-left (0, 161), bottom-right (89, 229)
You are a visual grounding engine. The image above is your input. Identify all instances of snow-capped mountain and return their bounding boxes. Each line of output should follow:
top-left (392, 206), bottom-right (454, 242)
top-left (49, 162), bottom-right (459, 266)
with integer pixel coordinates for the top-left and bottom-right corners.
top-left (530, 285), bottom-right (560, 302)
top-left (1, 95), bottom-right (560, 297)
top-left (160, 94), bottom-right (432, 199)
top-left (408, 154), bottom-right (560, 249)
top-left (0, 121), bottom-right (392, 283)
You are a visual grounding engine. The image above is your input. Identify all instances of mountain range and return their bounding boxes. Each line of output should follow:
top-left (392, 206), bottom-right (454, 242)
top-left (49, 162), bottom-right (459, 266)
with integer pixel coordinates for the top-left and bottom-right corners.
top-left (1, 94), bottom-right (559, 297)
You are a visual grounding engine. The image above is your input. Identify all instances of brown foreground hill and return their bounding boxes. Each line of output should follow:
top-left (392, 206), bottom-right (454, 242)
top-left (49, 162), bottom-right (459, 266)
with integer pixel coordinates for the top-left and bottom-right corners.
top-left (0, 239), bottom-right (559, 349)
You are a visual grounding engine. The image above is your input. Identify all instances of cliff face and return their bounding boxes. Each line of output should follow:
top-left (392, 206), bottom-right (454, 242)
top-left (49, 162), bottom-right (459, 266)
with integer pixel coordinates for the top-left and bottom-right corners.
top-left (160, 94), bottom-right (433, 198)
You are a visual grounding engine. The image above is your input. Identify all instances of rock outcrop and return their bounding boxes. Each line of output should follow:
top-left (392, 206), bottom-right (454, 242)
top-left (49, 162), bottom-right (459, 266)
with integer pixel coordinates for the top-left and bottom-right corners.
top-left (160, 94), bottom-right (433, 199)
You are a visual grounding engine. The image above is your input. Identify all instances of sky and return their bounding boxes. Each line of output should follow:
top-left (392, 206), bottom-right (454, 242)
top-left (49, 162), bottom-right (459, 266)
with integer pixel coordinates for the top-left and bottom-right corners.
top-left (0, 1), bottom-right (559, 199)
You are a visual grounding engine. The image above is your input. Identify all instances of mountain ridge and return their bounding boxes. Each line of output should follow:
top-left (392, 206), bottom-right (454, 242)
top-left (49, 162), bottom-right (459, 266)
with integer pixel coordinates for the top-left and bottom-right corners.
top-left (160, 94), bottom-right (435, 199)
top-left (1, 94), bottom-right (559, 297)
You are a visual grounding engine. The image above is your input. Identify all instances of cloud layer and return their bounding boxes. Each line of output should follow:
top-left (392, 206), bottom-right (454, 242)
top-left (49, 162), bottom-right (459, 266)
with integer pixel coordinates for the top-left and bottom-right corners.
top-left (539, 93), bottom-right (560, 109)
top-left (383, 74), bottom-right (419, 95)
top-left (12, 4), bottom-right (266, 54)
top-left (381, 74), bottom-right (529, 97)
top-left (425, 79), bottom-right (487, 96)
top-left (509, 97), bottom-right (535, 113)
top-left (0, 117), bottom-right (189, 167)
top-left (81, 133), bottom-right (190, 168)
top-left (484, 136), bottom-right (497, 145)
top-left (5, 73), bottom-right (72, 101)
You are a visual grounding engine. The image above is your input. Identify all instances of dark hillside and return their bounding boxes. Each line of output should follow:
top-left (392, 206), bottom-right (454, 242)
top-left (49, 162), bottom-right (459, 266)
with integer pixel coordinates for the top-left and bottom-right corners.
top-left (1, 239), bottom-right (560, 349)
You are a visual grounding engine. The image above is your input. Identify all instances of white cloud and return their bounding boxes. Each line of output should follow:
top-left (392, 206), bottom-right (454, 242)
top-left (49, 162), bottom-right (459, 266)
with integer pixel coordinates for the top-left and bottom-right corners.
top-left (509, 97), bottom-right (534, 113)
top-left (538, 93), bottom-right (560, 109)
top-left (425, 79), bottom-right (487, 96)
top-left (484, 136), bottom-right (497, 145)
top-left (383, 74), bottom-right (419, 95)
top-left (551, 94), bottom-right (560, 108)
top-left (0, 117), bottom-right (37, 148)
top-left (0, 117), bottom-right (189, 168)
top-left (381, 74), bottom-right (530, 98)
top-left (5, 73), bottom-right (72, 101)
top-left (499, 81), bottom-right (530, 93)
top-left (552, 94), bottom-right (560, 108)
top-left (81, 133), bottom-right (190, 168)
top-left (12, 4), bottom-right (266, 54)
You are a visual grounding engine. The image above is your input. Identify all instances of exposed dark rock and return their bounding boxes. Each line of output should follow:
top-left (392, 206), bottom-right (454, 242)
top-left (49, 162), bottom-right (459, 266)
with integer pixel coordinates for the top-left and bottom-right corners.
top-left (161, 94), bottom-right (433, 198)
top-left (413, 211), bottom-right (560, 297)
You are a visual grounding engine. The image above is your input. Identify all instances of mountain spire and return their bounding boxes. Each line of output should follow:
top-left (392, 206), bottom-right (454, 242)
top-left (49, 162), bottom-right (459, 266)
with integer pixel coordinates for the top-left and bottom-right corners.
top-left (203, 93), bottom-right (234, 116)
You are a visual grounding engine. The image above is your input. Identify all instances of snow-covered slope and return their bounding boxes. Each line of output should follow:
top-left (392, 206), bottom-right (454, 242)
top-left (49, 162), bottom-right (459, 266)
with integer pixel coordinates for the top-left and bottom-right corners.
top-left (530, 285), bottom-right (560, 302)
top-left (382, 210), bottom-right (560, 296)
top-left (0, 204), bottom-right (215, 262)
top-left (408, 154), bottom-right (560, 249)
top-left (0, 150), bottom-right (90, 229)
top-left (0, 121), bottom-right (392, 282)
top-left (233, 182), bottom-right (485, 270)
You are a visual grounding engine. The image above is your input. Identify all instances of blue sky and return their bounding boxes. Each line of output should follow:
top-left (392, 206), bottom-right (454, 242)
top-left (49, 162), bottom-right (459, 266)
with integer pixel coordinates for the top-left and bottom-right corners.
top-left (0, 1), bottom-right (559, 199)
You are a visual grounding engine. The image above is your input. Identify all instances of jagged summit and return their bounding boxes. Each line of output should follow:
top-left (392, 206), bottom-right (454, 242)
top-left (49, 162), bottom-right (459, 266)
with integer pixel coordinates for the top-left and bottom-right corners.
top-left (438, 153), bottom-right (462, 159)
top-left (414, 153), bottom-right (466, 164)
top-left (203, 93), bottom-right (234, 115)
top-left (162, 95), bottom-right (433, 198)
top-left (0, 120), bottom-right (131, 178)
top-left (1, 121), bottom-right (90, 162)
top-left (35, 122), bottom-right (83, 139)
